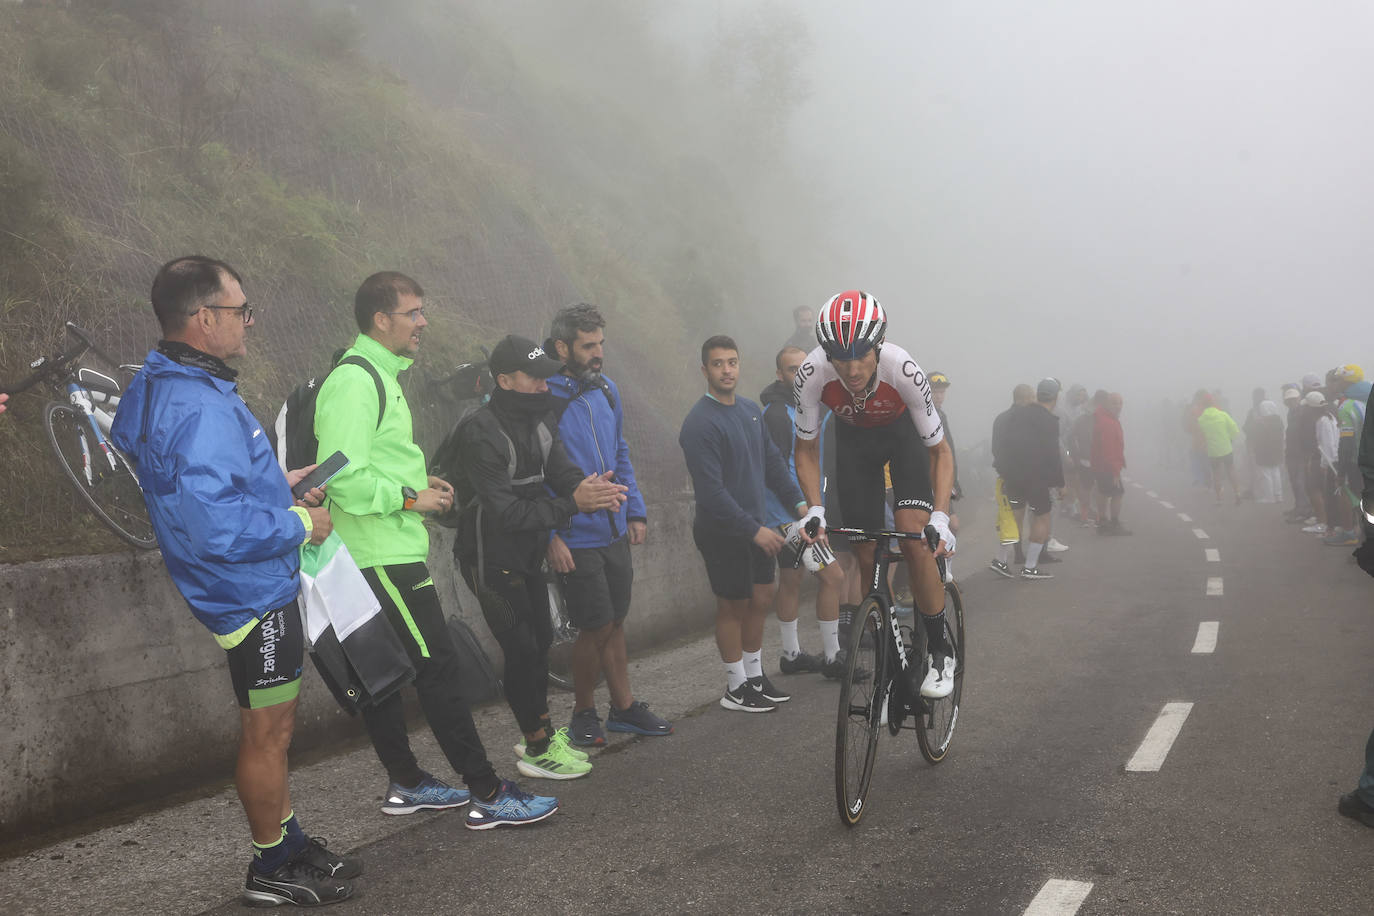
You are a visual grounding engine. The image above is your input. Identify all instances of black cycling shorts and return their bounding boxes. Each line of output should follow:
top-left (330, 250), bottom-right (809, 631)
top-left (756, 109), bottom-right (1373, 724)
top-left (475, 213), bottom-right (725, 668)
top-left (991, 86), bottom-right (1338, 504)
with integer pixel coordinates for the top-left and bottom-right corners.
top-left (833, 419), bottom-right (934, 534)
top-left (559, 538), bottom-right (634, 630)
top-left (693, 527), bottom-right (775, 600)
top-left (226, 602), bottom-right (304, 710)
top-left (1095, 471), bottom-right (1124, 497)
top-left (1004, 479), bottom-right (1053, 516)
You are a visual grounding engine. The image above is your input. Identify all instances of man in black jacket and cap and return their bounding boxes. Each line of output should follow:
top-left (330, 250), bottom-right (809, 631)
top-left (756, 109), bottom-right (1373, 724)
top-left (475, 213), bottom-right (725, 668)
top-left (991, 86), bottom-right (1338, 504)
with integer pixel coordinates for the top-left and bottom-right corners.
top-left (449, 335), bottom-right (627, 781)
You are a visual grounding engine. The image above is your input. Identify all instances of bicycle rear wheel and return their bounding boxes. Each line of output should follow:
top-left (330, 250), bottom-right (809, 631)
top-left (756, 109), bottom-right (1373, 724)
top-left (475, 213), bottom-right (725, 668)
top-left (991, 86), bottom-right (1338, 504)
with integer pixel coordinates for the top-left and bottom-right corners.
top-left (44, 401), bottom-right (157, 550)
top-left (543, 570), bottom-right (603, 692)
top-left (835, 596), bottom-right (887, 826)
top-left (915, 579), bottom-right (965, 764)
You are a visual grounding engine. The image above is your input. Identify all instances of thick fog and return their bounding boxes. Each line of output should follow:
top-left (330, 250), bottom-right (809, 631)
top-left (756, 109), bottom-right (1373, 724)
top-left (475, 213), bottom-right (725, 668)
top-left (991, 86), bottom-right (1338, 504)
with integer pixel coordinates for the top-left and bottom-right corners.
top-left (664, 1), bottom-right (1374, 447)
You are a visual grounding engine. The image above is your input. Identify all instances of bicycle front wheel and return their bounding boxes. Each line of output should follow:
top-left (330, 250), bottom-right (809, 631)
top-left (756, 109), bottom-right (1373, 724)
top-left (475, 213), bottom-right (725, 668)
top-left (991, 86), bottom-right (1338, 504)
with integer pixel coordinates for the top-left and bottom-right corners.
top-left (835, 596), bottom-right (888, 826)
top-left (915, 579), bottom-right (965, 764)
top-left (44, 401), bottom-right (157, 550)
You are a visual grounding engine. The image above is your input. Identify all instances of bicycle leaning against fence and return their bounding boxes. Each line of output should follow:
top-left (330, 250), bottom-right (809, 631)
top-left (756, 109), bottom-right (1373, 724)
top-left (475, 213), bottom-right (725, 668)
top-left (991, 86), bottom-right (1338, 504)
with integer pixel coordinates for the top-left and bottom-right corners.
top-left (822, 520), bottom-right (966, 826)
top-left (0, 322), bottom-right (156, 549)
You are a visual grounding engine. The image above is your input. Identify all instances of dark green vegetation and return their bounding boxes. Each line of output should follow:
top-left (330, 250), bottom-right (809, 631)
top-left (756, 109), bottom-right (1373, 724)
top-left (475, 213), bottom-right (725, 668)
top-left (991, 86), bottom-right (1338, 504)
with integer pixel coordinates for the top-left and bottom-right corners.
top-left (0, 0), bottom-right (821, 561)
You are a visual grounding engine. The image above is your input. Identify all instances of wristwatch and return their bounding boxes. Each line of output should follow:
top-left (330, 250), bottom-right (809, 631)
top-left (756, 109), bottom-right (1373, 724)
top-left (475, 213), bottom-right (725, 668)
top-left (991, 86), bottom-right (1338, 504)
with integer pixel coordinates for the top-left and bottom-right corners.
top-left (401, 486), bottom-right (418, 511)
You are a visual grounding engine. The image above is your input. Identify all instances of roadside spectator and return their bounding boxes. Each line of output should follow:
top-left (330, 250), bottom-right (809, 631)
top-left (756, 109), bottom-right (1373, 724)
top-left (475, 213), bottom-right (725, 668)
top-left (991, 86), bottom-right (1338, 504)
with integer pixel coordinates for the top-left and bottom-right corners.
top-left (928, 371), bottom-right (962, 532)
top-left (1197, 393), bottom-right (1242, 505)
top-left (989, 383), bottom-right (1035, 577)
top-left (1184, 392), bottom-right (1211, 488)
top-left (316, 274), bottom-right (560, 826)
top-left (1245, 394), bottom-right (1286, 504)
top-left (680, 335), bottom-right (808, 713)
top-left (109, 256), bottom-right (356, 906)
top-left (1070, 393), bottom-right (1101, 524)
top-left (1280, 385), bottom-right (1307, 519)
top-left (784, 305), bottom-right (816, 352)
top-left (1302, 389), bottom-right (1338, 536)
top-left (1057, 384), bottom-right (1090, 523)
top-left (444, 334), bottom-right (628, 782)
top-left (1325, 365), bottom-right (1369, 546)
top-left (760, 345), bottom-right (849, 678)
top-left (1339, 374), bottom-right (1374, 827)
top-left (1093, 392), bottom-right (1131, 535)
top-left (1001, 378), bottom-right (1064, 580)
top-left (545, 304), bottom-right (672, 745)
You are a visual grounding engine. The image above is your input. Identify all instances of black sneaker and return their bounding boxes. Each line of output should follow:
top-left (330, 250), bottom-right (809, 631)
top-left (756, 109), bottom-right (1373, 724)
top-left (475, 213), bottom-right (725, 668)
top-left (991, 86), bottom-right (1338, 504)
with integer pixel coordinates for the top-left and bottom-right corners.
top-left (1020, 566), bottom-right (1054, 580)
top-left (243, 852), bottom-right (356, 907)
top-left (779, 650), bottom-right (824, 674)
top-left (1339, 792), bottom-right (1374, 828)
top-left (719, 681), bottom-right (777, 713)
top-left (822, 649), bottom-right (869, 682)
top-left (750, 673), bottom-right (791, 703)
top-left (988, 559), bottom-right (1014, 578)
top-left (295, 836), bottom-right (362, 880)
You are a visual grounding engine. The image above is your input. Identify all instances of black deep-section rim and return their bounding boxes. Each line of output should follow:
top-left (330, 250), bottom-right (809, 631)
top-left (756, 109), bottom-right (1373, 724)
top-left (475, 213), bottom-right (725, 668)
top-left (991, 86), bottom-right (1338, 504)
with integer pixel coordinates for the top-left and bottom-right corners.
top-left (44, 401), bottom-right (157, 549)
top-left (916, 580), bottom-right (965, 764)
top-left (835, 597), bottom-right (886, 826)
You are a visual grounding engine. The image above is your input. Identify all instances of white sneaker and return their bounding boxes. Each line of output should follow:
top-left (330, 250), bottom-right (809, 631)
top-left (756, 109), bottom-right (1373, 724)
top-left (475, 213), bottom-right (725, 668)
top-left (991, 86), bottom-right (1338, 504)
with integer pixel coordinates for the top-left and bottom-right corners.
top-left (1046, 537), bottom-right (1069, 553)
top-left (1302, 522), bottom-right (1328, 534)
top-left (920, 653), bottom-right (957, 699)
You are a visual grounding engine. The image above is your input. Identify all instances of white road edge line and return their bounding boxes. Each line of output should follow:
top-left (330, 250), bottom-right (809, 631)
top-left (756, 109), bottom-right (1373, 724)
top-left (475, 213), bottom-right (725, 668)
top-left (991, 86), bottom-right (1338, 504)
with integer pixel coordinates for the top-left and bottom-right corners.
top-left (1178, 512), bottom-right (1192, 522)
top-left (1160, 500), bottom-right (1174, 509)
top-left (1205, 548), bottom-right (1220, 562)
top-left (1206, 576), bottom-right (1224, 596)
top-left (1192, 528), bottom-right (1209, 539)
top-left (1146, 490), bottom-right (1158, 498)
top-left (1023, 879), bottom-right (1094, 916)
top-left (1192, 622), bottom-right (1219, 654)
top-left (1126, 702), bottom-right (1194, 772)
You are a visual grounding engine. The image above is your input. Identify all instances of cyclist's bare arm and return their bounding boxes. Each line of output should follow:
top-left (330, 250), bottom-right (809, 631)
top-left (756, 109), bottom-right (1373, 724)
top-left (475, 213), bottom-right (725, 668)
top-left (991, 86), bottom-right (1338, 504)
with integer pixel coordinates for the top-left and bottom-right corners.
top-left (795, 436), bottom-right (823, 509)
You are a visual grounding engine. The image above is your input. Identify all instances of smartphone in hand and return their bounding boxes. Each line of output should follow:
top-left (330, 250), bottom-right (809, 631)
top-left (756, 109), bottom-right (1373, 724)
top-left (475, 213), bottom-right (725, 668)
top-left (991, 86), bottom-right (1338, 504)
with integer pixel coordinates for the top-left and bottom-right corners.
top-left (292, 450), bottom-right (349, 500)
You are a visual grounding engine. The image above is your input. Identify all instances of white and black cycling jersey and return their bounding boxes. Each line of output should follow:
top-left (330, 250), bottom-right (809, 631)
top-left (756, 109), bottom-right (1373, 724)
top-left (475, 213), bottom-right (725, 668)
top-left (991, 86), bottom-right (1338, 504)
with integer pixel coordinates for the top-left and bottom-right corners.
top-left (792, 343), bottom-right (944, 447)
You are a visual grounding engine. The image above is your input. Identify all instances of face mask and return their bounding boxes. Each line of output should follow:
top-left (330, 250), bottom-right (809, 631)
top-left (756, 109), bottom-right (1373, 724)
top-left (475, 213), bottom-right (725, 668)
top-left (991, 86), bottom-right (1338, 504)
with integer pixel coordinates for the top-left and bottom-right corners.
top-left (491, 386), bottom-right (553, 415)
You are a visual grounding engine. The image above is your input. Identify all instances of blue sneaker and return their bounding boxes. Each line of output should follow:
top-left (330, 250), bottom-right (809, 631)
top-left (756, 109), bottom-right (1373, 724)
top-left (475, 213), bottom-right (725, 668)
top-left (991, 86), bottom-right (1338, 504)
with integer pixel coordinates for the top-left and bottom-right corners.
top-left (606, 700), bottom-right (674, 736)
top-left (381, 774), bottom-right (471, 816)
top-left (464, 780), bottom-right (559, 830)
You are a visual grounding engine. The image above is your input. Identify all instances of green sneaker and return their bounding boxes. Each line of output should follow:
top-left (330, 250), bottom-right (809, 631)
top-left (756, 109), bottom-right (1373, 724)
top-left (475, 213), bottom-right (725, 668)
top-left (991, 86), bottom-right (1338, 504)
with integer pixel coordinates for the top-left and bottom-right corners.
top-left (516, 734), bottom-right (593, 781)
top-left (513, 727), bottom-right (590, 763)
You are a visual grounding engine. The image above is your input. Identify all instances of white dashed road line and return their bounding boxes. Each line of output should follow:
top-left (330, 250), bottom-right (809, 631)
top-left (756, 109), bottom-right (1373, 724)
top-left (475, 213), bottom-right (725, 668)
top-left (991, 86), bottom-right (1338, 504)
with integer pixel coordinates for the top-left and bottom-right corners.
top-left (1023, 879), bottom-right (1094, 916)
top-left (1206, 577), bottom-right (1224, 596)
top-left (1205, 548), bottom-right (1220, 562)
top-left (1126, 702), bottom-right (1194, 772)
top-left (1192, 622), bottom-right (1219, 654)
top-left (1159, 500), bottom-right (1174, 509)
top-left (1146, 490), bottom-right (1158, 498)
top-left (1178, 512), bottom-right (1192, 522)
top-left (1192, 528), bottom-right (1209, 539)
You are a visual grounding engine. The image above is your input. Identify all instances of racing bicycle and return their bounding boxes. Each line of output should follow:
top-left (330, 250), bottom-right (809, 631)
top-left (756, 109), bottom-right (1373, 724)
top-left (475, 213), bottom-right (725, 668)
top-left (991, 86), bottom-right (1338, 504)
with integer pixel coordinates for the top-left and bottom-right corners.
top-left (0, 322), bottom-right (156, 549)
top-left (829, 523), bottom-right (965, 826)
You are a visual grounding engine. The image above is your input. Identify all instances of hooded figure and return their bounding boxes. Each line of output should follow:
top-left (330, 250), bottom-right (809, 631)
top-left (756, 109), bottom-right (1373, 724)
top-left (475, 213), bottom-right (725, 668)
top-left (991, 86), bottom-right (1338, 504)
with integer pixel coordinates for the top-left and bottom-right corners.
top-left (1248, 400), bottom-right (1285, 503)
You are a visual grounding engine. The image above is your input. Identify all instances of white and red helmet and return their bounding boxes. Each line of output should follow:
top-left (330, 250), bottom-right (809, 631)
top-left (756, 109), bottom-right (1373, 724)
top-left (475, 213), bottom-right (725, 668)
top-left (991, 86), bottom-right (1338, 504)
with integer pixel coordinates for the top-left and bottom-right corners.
top-left (815, 290), bottom-right (886, 360)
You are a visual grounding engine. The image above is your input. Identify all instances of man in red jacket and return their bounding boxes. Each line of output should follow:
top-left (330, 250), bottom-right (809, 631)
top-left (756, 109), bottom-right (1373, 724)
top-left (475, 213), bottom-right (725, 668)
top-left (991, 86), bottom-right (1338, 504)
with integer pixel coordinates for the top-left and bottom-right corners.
top-left (1093, 392), bottom-right (1131, 535)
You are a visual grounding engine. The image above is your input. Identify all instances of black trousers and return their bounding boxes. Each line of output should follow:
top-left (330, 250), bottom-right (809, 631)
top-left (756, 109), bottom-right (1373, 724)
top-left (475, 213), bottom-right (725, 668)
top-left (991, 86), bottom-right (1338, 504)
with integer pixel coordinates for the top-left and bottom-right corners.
top-left (460, 563), bottom-right (552, 735)
top-left (359, 562), bottom-right (499, 798)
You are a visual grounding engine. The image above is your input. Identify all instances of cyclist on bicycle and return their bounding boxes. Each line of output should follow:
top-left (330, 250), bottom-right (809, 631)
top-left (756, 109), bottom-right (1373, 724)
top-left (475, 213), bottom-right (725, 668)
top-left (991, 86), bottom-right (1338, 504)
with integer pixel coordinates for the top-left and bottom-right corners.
top-left (793, 290), bottom-right (958, 699)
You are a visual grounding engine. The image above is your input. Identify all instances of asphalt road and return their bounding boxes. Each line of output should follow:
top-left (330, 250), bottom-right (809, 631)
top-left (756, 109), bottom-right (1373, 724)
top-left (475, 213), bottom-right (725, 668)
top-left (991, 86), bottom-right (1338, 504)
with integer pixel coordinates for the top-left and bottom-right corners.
top-left (5, 468), bottom-right (1374, 914)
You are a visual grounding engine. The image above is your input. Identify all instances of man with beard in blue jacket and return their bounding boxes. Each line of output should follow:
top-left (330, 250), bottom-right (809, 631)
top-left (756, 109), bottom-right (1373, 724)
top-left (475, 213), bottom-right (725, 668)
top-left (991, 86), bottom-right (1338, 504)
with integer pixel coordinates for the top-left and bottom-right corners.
top-left (111, 256), bottom-right (356, 907)
top-left (545, 304), bottom-right (673, 747)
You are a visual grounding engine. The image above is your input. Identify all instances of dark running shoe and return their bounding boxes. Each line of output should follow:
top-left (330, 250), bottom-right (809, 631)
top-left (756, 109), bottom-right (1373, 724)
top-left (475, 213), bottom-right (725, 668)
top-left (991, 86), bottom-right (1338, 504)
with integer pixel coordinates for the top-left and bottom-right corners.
top-left (295, 837), bottom-right (361, 880)
top-left (750, 673), bottom-right (791, 703)
top-left (989, 559), bottom-right (1014, 578)
top-left (1339, 792), bottom-right (1374, 828)
top-left (719, 681), bottom-right (777, 713)
top-left (1020, 566), bottom-right (1054, 580)
top-left (243, 853), bottom-right (355, 907)
top-left (568, 707), bottom-right (607, 747)
top-left (607, 700), bottom-right (674, 736)
top-left (822, 649), bottom-right (869, 682)
top-left (381, 774), bottom-right (470, 815)
top-left (779, 650), bottom-right (824, 674)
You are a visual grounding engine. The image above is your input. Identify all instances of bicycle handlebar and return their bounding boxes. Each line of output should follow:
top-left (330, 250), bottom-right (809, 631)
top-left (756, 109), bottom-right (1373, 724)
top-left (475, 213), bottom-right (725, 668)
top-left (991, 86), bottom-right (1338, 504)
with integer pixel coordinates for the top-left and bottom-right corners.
top-left (0, 324), bottom-right (121, 397)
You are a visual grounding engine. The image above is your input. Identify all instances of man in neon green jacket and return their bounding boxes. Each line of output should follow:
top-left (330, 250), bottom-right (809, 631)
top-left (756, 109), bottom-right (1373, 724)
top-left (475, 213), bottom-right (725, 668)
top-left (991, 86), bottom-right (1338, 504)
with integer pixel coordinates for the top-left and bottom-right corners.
top-left (1196, 393), bottom-right (1241, 505)
top-left (315, 271), bottom-right (557, 830)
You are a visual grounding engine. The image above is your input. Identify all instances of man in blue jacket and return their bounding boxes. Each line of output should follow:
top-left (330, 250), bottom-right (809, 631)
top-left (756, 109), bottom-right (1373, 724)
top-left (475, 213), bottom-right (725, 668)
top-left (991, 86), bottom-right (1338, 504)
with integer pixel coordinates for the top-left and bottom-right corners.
top-left (680, 336), bottom-right (808, 713)
top-left (110, 256), bottom-right (355, 907)
top-left (546, 304), bottom-right (672, 746)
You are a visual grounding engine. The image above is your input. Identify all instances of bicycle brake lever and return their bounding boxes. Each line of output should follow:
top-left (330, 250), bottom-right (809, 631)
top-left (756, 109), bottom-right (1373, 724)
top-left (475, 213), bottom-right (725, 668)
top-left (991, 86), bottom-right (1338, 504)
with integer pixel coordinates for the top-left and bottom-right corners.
top-left (922, 524), bottom-right (940, 553)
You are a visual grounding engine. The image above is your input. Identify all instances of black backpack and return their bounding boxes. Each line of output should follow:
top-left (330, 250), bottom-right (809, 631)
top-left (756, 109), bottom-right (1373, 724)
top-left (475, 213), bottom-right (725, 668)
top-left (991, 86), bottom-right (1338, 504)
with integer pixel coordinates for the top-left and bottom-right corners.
top-left (428, 405), bottom-right (555, 528)
top-left (270, 351), bottom-right (386, 472)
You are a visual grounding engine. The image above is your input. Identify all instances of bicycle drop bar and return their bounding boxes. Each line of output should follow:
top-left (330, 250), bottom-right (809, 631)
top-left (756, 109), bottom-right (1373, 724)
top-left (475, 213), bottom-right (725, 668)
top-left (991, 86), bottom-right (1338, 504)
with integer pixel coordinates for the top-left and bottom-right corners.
top-left (0, 340), bottom-right (91, 397)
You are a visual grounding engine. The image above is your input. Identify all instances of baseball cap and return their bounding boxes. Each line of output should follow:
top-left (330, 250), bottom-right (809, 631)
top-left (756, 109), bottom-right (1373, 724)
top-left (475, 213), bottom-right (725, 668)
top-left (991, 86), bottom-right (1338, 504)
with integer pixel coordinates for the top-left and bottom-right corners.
top-left (1036, 377), bottom-right (1061, 401)
top-left (488, 334), bottom-right (563, 379)
top-left (1282, 387), bottom-right (1300, 402)
top-left (1302, 391), bottom-right (1327, 407)
top-left (1301, 373), bottom-right (1322, 391)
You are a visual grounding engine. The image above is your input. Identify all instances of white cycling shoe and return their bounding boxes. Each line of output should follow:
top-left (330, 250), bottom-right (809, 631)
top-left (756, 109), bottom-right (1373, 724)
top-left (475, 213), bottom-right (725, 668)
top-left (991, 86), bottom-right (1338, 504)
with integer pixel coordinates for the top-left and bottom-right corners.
top-left (920, 653), bottom-right (957, 699)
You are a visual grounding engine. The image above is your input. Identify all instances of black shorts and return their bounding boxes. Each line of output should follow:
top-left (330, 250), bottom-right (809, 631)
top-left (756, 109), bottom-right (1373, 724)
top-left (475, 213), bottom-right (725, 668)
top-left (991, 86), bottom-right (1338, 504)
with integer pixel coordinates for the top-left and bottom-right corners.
top-left (1004, 479), bottom-right (1053, 516)
top-left (559, 538), bottom-right (634, 630)
top-left (693, 527), bottom-right (775, 600)
top-left (1095, 471), bottom-right (1124, 496)
top-left (833, 419), bottom-right (934, 534)
top-left (1210, 453), bottom-right (1234, 470)
top-left (226, 602), bottom-right (304, 710)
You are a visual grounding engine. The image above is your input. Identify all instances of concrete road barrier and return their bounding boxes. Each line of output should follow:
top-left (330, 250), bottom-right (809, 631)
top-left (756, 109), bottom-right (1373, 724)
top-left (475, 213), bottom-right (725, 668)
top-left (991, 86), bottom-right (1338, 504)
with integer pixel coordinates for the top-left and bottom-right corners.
top-left (0, 497), bottom-right (712, 842)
